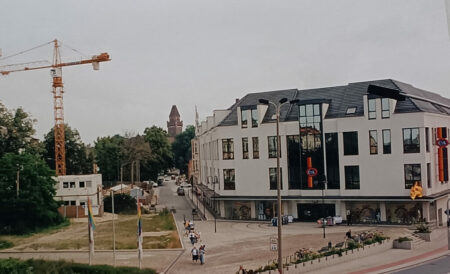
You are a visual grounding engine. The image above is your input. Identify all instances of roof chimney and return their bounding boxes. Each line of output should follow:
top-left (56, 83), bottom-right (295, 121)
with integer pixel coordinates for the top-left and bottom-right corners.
top-left (235, 98), bottom-right (239, 103)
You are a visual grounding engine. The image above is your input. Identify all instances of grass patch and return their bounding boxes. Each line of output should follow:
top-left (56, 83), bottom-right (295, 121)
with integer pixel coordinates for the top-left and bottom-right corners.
top-left (0, 258), bottom-right (155, 274)
top-left (0, 240), bottom-right (13, 250)
top-left (1, 213), bottom-right (180, 251)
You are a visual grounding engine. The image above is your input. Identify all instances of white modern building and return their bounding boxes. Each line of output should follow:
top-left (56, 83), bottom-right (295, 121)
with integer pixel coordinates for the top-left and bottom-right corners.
top-left (54, 174), bottom-right (103, 216)
top-left (195, 79), bottom-right (450, 227)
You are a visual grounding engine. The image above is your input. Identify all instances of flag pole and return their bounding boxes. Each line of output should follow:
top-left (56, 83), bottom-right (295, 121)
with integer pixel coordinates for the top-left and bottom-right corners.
top-left (137, 198), bottom-right (143, 269)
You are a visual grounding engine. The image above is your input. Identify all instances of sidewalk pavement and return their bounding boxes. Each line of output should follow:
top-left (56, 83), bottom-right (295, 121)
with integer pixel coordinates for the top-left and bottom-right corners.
top-left (307, 227), bottom-right (449, 274)
top-left (185, 188), bottom-right (215, 220)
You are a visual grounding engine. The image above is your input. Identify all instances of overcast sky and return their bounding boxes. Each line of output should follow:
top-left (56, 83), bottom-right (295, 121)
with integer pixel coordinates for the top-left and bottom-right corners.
top-left (1, 0), bottom-right (450, 144)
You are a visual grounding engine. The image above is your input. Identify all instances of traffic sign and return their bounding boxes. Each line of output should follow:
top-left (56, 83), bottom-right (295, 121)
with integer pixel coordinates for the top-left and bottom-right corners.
top-left (270, 237), bottom-right (277, 251)
top-left (306, 168), bottom-right (318, 177)
top-left (436, 139), bottom-right (449, 147)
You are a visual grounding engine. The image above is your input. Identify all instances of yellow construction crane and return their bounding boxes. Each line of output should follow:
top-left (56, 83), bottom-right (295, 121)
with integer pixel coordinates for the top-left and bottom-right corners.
top-left (0, 39), bottom-right (111, 175)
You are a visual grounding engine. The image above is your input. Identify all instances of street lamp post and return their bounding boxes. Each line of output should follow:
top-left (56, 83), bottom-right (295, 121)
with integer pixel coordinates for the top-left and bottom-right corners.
top-left (258, 97), bottom-right (290, 274)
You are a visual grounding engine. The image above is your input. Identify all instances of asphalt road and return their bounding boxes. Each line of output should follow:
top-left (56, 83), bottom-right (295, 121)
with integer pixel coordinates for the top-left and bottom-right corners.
top-left (391, 254), bottom-right (450, 274)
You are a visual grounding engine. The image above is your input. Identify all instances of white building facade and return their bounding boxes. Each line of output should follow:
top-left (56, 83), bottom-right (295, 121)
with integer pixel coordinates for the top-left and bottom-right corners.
top-left (54, 174), bottom-right (103, 216)
top-left (196, 80), bottom-right (450, 227)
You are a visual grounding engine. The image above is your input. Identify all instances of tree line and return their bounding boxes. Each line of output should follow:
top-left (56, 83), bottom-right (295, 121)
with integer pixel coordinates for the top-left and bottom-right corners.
top-left (0, 101), bottom-right (195, 234)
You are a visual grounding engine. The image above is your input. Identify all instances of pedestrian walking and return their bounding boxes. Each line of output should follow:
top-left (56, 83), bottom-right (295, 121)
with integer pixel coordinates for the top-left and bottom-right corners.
top-left (191, 246), bottom-right (199, 263)
top-left (189, 231), bottom-right (196, 245)
top-left (199, 244), bottom-right (206, 265)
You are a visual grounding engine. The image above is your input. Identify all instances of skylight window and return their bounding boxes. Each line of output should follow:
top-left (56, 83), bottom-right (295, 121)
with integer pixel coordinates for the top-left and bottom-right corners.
top-left (346, 107), bottom-right (357, 114)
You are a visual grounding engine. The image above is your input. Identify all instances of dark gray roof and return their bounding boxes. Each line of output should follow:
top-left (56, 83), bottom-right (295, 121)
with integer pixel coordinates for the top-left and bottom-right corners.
top-left (217, 79), bottom-right (450, 126)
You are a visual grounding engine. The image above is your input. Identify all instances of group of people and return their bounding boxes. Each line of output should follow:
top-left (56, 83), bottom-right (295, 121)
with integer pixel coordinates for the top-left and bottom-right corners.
top-left (191, 244), bottom-right (206, 264)
top-left (184, 219), bottom-right (207, 265)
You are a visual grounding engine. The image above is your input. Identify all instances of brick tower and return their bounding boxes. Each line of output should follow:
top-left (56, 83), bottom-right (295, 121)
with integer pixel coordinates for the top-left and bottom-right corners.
top-left (167, 105), bottom-right (183, 143)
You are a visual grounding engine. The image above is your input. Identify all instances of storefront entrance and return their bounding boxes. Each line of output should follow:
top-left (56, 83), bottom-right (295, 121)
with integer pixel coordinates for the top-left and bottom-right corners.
top-left (297, 203), bottom-right (335, 221)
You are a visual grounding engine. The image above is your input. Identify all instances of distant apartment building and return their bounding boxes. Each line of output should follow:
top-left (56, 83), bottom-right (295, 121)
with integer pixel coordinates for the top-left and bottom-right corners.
top-left (195, 79), bottom-right (450, 227)
top-left (54, 174), bottom-right (103, 217)
top-left (167, 105), bottom-right (183, 144)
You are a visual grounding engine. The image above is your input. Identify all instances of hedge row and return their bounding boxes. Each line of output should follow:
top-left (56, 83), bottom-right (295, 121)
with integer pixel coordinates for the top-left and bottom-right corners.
top-left (0, 258), bottom-right (155, 274)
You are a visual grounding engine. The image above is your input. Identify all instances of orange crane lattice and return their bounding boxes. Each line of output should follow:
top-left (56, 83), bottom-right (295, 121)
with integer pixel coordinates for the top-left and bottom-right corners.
top-left (1, 39), bottom-right (111, 175)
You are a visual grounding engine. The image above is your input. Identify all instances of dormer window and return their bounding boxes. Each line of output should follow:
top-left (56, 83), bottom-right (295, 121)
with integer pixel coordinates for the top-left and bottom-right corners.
top-left (346, 107), bottom-right (357, 115)
top-left (241, 109), bottom-right (248, 128)
top-left (381, 98), bottom-right (390, 118)
top-left (368, 99), bottom-right (376, 119)
top-left (251, 109), bottom-right (258, 127)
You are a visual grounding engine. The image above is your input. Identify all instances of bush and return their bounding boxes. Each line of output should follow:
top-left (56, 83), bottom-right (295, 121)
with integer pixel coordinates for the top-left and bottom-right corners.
top-left (0, 240), bottom-right (13, 250)
top-left (0, 258), bottom-right (156, 274)
top-left (397, 237), bottom-right (412, 243)
top-left (347, 240), bottom-right (360, 250)
top-left (415, 224), bottom-right (430, 233)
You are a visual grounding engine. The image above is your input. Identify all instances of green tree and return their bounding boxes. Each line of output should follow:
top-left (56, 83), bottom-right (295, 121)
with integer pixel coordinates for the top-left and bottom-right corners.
top-left (143, 126), bottom-right (173, 180)
top-left (94, 135), bottom-right (124, 181)
top-left (0, 153), bottom-right (64, 234)
top-left (120, 135), bottom-right (152, 182)
top-left (103, 193), bottom-right (137, 214)
top-left (0, 102), bottom-right (43, 157)
top-left (43, 125), bottom-right (93, 175)
top-left (171, 125), bottom-right (195, 174)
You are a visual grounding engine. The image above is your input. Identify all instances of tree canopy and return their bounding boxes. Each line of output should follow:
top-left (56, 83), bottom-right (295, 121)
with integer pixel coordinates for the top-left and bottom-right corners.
top-left (0, 153), bottom-right (64, 234)
top-left (43, 125), bottom-right (93, 175)
top-left (0, 102), bottom-right (42, 157)
top-left (143, 126), bottom-right (173, 180)
top-left (94, 135), bottom-right (124, 181)
top-left (172, 125), bottom-right (195, 174)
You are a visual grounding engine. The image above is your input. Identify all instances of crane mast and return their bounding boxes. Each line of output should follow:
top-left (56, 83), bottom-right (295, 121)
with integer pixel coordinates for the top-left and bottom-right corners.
top-left (52, 40), bottom-right (66, 175)
top-left (1, 39), bottom-right (110, 176)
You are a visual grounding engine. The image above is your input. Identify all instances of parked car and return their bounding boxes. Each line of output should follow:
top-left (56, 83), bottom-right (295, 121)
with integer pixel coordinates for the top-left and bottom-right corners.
top-left (151, 181), bottom-right (158, 188)
top-left (177, 187), bottom-right (185, 196)
top-left (157, 176), bottom-right (164, 185)
top-left (180, 182), bottom-right (192, 188)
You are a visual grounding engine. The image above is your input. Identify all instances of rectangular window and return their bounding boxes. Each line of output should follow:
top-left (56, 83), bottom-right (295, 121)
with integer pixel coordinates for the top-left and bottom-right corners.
top-left (369, 130), bottom-right (378, 155)
top-left (63, 182), bottom-right (69, 188)
top-left (404, 164), bottom-right (421, 189)
top-left (425, 127), bottom-right (430, 152)
top-left (381, 98), bottom-right (390, 118)
top-left (80, 202), bottom-right (86, 207)
top-left (79, 181), bottom-right (85, 188)
top-left (268, 136), bottom-right (279, 158)
top-left (251, 109), bottom-right (258, 128)
top-left (241, 109), bottom-right (248, 128)
top-left (269, 168), bottom-right (283, 190)
top-left (287, 135), bottom-right (301, 189)
top-left (343, 131), bottom-right (359, 155)
top-left (69, 182), bottom-right (76, 188)
top-left (223, 169), bottom-right (235, 190)
top-left (86, 181), bottom-right (92, 188)
top-left (299, 103), bottom-right (324, 189)
top-left (403, 128), bottom-right (420, 153)
top-left (382, 129), bottom-right (391, 154)
top-left (222, 138), bottom-right (234, 160)
top-left (242, 137), bottom-right (249, 159)
top-left (345, 166), bottom-right (360, 189)
top-left (64, 201), bottom-right (69, 205)
top-left (252, 137), bottom-right (259, 159)
top-left (70, 201), bottom-right (76, 206)
top-left (368, 99), bottom-right (376, 119)
top-left (427, 163), bottom-right (431, 188)
top-left (325, 133), bottom-right (340, 189)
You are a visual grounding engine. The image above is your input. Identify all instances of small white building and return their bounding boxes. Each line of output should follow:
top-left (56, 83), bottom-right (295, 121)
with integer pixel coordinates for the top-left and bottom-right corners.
top-left (54, 174), bottom-right (103, 216)
top-left (196, 79), bottom-right (450, 227)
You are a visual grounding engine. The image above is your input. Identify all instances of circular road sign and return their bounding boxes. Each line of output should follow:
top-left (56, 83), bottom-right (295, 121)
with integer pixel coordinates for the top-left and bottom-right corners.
top-left (306, 168), bottom-right (318, 177)
top-left (436, 139), bottom-right (449, 147)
